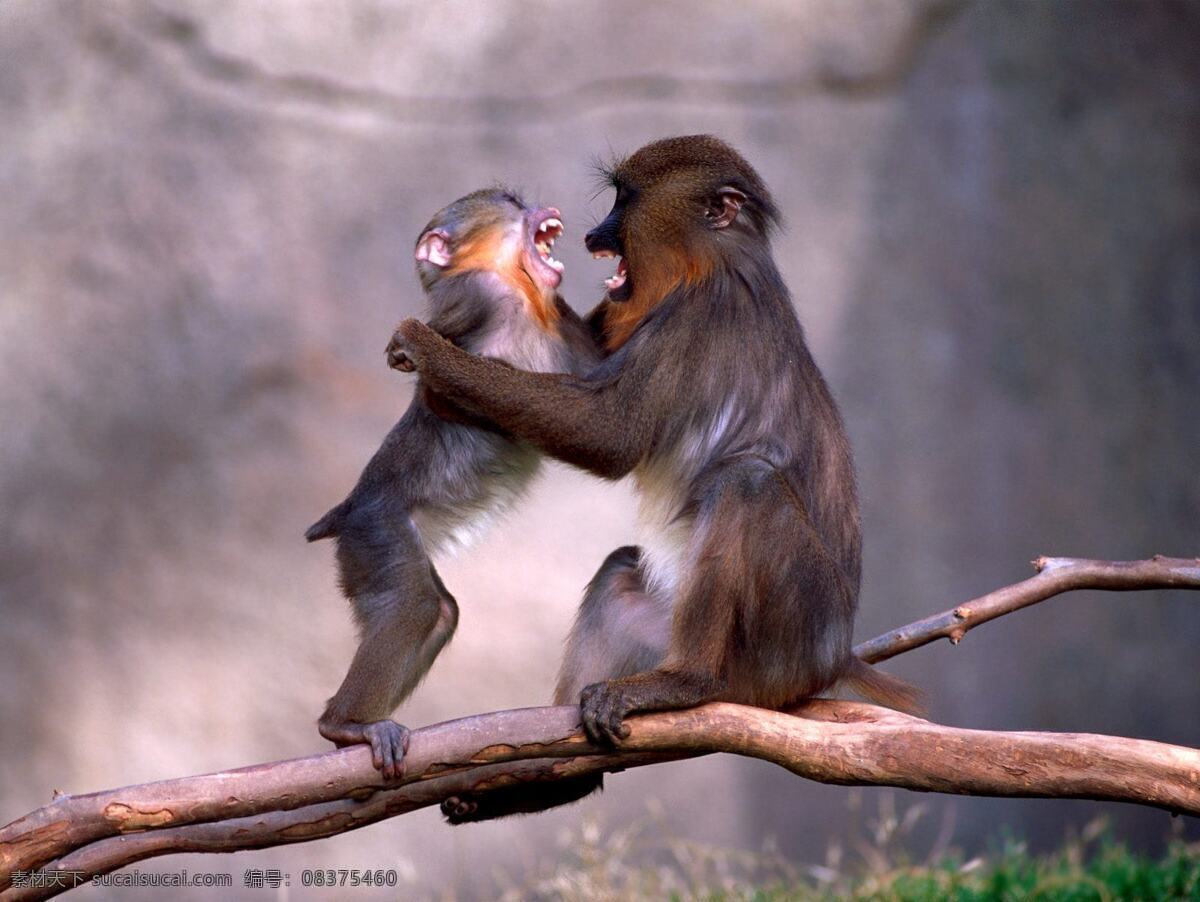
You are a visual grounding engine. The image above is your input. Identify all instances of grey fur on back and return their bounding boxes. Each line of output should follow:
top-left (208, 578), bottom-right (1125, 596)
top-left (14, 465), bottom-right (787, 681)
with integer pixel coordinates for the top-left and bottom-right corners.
top-left (305, 269), bottom-right (598, 566)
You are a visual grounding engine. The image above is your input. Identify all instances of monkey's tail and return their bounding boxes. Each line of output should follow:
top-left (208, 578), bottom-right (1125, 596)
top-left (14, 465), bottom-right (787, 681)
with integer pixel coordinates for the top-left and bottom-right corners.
top-left (304, 502), bottom-right (348, 542)
top-left (842, 657), bottom-right (926, 716)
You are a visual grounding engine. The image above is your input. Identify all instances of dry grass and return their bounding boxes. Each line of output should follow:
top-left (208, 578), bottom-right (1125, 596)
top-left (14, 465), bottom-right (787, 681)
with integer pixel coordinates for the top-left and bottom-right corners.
top-left (489, 796), bottom-right (1199, 902)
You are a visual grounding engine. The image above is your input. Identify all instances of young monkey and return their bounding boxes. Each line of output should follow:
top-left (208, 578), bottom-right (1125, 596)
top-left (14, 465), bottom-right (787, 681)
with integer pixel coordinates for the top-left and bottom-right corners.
top-left (306, 189), bottom-right (599, 778)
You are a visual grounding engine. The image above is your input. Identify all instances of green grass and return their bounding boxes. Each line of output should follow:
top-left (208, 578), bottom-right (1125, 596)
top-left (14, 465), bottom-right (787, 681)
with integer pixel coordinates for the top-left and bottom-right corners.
top-left (791, 840), bottom-right (1200, 901)
top-left (501, 803), bottom-right (1200, 901)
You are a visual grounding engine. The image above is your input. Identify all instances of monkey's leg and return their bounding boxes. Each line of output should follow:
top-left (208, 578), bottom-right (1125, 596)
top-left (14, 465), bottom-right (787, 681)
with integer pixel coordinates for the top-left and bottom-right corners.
top-left (553, 546), bottom-right (670, 703)
top-left (580, 462), bottom-right (862, 744)
top-left (443, 546), bottom-right (666, 824)
top-left (578, 477), bottom-right (791, 745)
top-left (320, 521), bottom-right (459, 780)
top-left (578, 668), bottom-right (725, 746)
top-left (574, 547), bottom-right (730, 745)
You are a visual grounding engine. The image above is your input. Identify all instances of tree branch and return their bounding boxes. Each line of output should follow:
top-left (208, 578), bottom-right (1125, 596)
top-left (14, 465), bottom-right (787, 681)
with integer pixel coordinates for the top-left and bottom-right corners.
top-left (3, 753), bottom-right (682, 902)
top-left (6, 701), bottom-right (1200, 899)
top-left (2, 556), bottom-right (1197, 897)
top-left (0, 707), bottom-right (601, 881)
top-left (854, 555), bottom-right (1200, 663)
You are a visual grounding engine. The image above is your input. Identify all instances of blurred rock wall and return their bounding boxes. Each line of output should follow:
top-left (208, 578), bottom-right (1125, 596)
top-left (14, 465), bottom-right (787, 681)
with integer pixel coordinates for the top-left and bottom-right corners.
top-left (1, 1), bottom-right (1197, 897)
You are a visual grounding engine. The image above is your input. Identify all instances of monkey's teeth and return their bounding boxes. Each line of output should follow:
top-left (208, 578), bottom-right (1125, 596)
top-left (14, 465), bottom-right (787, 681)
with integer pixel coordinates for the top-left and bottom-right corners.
top-left (593, 250), bottom-right (616, 259)
top-left (535, 215), bottom-right (563, 269)
top-left (603, 255), bottom-right (627, 290)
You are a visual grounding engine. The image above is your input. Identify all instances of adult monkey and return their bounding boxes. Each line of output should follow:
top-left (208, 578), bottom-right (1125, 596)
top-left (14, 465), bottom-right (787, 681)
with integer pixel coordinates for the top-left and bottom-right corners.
top-left (388, 135), bottom-right (920, 822)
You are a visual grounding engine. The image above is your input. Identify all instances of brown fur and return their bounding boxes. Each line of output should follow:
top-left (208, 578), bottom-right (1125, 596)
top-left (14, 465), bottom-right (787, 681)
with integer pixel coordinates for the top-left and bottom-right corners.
top-left (393, 137), bottom-right (921, 822)
top-left (601, 247), bottom-right (712, 351)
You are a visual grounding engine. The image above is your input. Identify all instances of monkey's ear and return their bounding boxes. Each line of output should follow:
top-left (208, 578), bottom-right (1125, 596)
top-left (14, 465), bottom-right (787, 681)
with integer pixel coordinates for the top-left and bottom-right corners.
top-left (415, 229), bottom-right (452, 267)
top-left (705, 187), bottom-right (747, 229)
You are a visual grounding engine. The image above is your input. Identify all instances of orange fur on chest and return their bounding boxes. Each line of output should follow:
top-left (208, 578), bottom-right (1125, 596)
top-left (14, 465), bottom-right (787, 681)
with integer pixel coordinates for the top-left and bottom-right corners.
top-left (447, 233), bottom-right (560, 333)
top-left (603, 249), bottom-right (712, 351)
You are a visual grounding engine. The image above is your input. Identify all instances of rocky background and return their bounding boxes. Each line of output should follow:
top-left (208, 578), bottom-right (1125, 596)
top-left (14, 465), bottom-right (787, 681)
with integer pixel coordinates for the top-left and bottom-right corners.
top-left (1, 0), bottom-right (1197, 897)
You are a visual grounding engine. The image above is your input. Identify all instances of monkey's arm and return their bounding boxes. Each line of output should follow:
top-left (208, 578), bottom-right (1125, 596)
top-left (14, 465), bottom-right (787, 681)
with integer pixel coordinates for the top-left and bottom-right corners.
top-left (390, 318), bottom-right (651, 479)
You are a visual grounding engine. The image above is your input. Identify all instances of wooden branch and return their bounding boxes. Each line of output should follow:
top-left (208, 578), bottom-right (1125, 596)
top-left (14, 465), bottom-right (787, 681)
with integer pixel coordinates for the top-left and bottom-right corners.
top-left (4, 753), bottom-right (681, 902)
top-left (2, 555), bottom-right (1197, 896)
top-left (854, 555), bottom-right (1200, 663)
top-left (0, 707), bottom-right (601, 880)
top-left (5, 700), bottom-right (1200, 896)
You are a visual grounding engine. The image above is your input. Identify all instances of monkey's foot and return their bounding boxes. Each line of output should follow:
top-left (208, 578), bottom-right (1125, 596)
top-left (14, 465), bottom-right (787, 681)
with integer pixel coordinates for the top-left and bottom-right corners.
top-left (441, 776), bottom-right (604, 825)
top-left (319, 718), bottom-right (410, 781)
top-left (440, 796), bottom-right (480, 824)
top-left (580, 681), bottom-right (632, 746)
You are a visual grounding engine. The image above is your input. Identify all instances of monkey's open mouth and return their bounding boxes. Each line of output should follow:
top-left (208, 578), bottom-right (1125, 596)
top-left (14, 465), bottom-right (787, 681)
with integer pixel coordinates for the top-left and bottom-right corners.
top-left (529, 211), bottom-right (564, 286)
top-left (592, 249), bottom-right (628, 295)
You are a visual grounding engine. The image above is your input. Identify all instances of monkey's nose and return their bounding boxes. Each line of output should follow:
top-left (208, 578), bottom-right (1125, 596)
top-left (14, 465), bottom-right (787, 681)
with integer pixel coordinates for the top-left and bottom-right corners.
top-left (585, 211), bottom-right (621, 254)
top-left (584, 227), bottom-right (606, 253)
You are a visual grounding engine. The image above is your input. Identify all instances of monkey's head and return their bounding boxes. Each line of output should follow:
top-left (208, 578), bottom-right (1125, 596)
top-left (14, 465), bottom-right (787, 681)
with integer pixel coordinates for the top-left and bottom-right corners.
top-left (415, 188), bottom-right (565, 325)
top-left (586, 135), bottom-right (780, 309)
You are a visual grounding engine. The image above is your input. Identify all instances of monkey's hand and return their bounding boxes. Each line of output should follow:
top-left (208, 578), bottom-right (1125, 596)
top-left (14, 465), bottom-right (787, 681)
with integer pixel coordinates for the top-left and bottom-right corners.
top-left (318, 718), bottom-right (410, 781)
top-left (579, 680), bottom-right (633, 745)
top-left (387, 349), bottom-right (415, 372)
top-left (387, 318), bottom-right (445, 373)
top-left (386, 324), bottom-right (418, 372)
